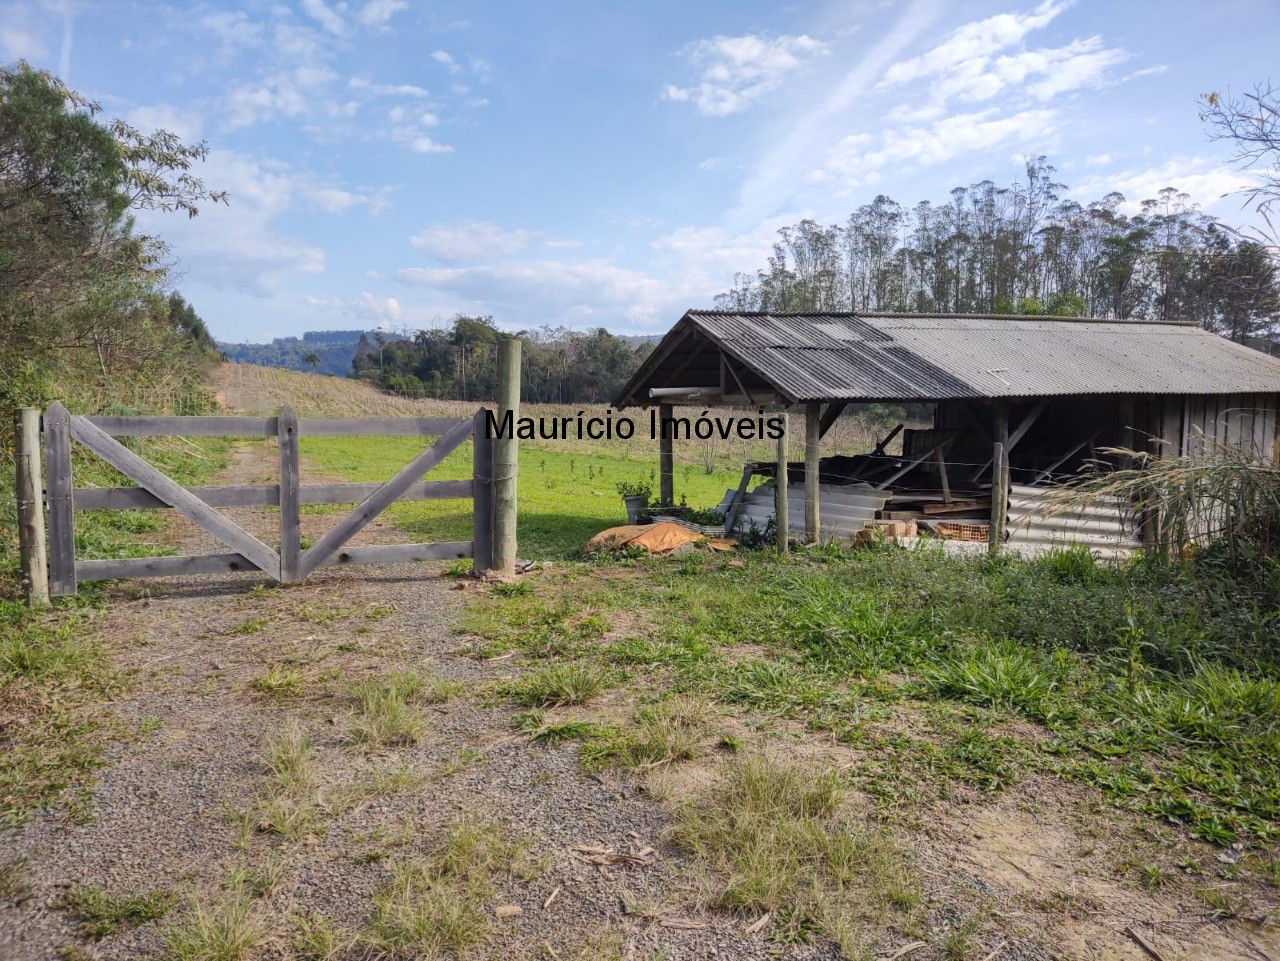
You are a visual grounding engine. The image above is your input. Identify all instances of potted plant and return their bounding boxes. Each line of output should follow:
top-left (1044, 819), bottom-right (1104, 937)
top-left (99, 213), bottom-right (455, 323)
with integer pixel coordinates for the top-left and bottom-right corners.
top-left (616, 480), bottom-right (652, 524)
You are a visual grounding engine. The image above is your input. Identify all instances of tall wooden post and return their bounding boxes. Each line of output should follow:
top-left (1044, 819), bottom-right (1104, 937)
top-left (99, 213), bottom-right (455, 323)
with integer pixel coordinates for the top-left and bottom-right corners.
top-left (44, 401), bottom-right (76, 597)
top-left (492, 338), bottom-right (521, 574)
top-left (658, 402), bottom-right (674, 506)
top-left (804, 402), bottom-right (821, 543)
top-left (989, 400), bottom-right (1009, 555)
top-left (775, 413), bottom-right (788, 555)
top-left (15, 408), bottom-right (50, 607)
top-left (472, 408), bottom-right (494, 573)
top-left (989, 443), bottom-right (1006, 555)
top-left (277, 405), bottom-right (301, 583)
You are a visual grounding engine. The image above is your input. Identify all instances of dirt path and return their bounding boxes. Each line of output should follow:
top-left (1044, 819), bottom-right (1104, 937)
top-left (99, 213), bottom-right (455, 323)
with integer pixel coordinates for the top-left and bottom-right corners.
top-left (1, 434), bottom-right (807, 961)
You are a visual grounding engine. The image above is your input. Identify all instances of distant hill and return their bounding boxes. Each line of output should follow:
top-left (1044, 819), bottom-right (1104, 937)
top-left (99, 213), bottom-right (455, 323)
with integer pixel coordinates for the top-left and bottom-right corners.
top-left (219, 328), bottom-right (657, 378)
top-left (218, 330), bottom-right (400, 377)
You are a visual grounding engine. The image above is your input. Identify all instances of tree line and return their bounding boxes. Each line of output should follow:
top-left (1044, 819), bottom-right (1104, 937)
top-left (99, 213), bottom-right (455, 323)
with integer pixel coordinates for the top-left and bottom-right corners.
top-left (351, 316), bottom-right (653, 404)
top-left (715, 158), bottom-right (1279, 346)
top-left (0, 62), bottom-right (221, 414)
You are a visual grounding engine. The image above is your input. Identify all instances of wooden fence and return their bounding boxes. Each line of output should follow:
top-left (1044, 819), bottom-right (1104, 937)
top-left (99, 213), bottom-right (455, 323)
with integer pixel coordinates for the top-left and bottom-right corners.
top-left (27, 402), bottom-right (494, 597)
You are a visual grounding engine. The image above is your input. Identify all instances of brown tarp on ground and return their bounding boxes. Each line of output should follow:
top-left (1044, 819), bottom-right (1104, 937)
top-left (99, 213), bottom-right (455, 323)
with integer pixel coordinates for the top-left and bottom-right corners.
top-left (586, 522), bottom-right (698, 555)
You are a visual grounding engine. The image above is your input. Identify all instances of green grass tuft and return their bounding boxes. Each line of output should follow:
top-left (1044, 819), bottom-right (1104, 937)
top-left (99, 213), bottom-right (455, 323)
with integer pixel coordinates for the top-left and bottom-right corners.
top-left (63, 886), bottom-right (178, 939)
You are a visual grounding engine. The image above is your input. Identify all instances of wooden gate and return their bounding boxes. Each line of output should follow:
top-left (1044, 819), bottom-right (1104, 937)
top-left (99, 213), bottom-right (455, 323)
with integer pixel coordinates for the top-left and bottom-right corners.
top-left (40, 402), bottom-right (494, 596)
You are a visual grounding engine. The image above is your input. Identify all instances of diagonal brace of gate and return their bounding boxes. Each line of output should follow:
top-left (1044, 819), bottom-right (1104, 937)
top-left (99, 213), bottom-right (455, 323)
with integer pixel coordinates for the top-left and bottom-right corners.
top-left (66, 408), bottom-right (282, 576)
top-left (297, 417), bottom-right (474, 579)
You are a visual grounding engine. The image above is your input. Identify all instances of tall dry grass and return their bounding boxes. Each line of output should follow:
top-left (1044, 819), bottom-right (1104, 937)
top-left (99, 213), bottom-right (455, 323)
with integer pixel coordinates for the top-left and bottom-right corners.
top-left (1059, 442), bottom-right (1280, 561)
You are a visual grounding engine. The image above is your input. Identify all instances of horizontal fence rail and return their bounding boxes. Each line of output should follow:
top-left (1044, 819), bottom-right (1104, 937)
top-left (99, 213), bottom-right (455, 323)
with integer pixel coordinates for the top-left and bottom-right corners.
top-left (83, 415), bottom-right (465, 437)
top-left (72, 480), bottom-right (474, 511)
top-left (41, 402), bottom-right (494, 594)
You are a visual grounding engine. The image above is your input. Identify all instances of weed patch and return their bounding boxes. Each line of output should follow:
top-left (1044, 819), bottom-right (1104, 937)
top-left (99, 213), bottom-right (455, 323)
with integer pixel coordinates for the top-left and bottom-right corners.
top-left (503, 663), bottom-right (608, 707)
top-left (674, 755), bottom-right (918, 953)
top-left (161, 888), bottom-right (271, 961)
top-left (63, 886), bottom-right (178, 939)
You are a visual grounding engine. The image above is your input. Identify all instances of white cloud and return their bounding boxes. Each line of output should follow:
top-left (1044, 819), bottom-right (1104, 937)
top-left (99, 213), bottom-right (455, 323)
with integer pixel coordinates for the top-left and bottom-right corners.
top-left (143, 151), bottom-right (326, 296)
top-left (396, 259), bottom-right (668, 324)
top-left (126, 103), bottom-right (204, 143)
top-left (300, 0), bottom-right (344, 36)
top-left (432, 49), bottom-right (461, 74)
top-left (349, 77), bottom-right (430, 97)
top-left (411, 136), bottom-right (453, 154)
top-left (223, 65), bottom-right (339, 129)
top-left (393, 215), bottom-right (798, 330)
top-left (1071, 157), bottom-right (1259, 214)
top-left (411, 222), bottom-right (539, 264)
top-left (663, 33), bottom-right (828, 116)
top-left (358, 0), bottom-right (409, 29)
top-left (305, 292), bottom-right (403, 325)
top-left (270, 17), bottom-right (333, 61)
top-left (889, 24), bottom-right (1128, 108)
top-left (812, 108), bottom-right (1056, 188)
top-left (732, 1), bottom-right (940, 225)
top-left (194, 9), bottom-right (264, 57)
top-left (0, 1), bottom-right (52, 60)
top-left (142, 150), bottom-right (392, 296)
top-left (882, 0), bottom-right (1068, 86)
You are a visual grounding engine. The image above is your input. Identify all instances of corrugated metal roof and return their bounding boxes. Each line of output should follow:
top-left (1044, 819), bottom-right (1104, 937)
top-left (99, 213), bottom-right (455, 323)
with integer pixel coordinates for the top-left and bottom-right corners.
top-left (617, 311), bottom-right (1280, 404)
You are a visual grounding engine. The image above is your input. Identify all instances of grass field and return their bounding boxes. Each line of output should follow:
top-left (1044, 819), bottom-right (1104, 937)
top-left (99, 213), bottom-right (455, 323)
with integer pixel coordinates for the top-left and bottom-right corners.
top-left (302, 435), bottom-right (748, 559)
top-left (460, 542), bottom-right (1280, 946)
top-left (235, 364), bottom-right (890, 559)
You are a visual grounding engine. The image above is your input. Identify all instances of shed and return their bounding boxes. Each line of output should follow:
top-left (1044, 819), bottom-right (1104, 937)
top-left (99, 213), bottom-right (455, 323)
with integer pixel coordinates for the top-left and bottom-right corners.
top-left (613, 311), bottom-right (1280, 554)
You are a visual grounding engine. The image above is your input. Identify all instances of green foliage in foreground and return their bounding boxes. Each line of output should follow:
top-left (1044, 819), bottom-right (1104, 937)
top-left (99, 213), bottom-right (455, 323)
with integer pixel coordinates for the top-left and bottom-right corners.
top-left (0, 594), bottom-right (118, 826)
top-left (0, 434), bottom-right (229, 825)
top-left (469, 543), bottom-right (1280, 848)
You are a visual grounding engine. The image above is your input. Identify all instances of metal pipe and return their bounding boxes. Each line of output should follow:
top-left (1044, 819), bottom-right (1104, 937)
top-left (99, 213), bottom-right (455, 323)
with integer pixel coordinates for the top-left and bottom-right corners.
top-left (648, 387), bottom-right (716, 399)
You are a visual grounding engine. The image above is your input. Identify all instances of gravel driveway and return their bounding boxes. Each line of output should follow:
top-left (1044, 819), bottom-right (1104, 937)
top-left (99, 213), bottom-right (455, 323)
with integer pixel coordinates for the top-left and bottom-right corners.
top-left (0, 441), bottom-right (819, 961)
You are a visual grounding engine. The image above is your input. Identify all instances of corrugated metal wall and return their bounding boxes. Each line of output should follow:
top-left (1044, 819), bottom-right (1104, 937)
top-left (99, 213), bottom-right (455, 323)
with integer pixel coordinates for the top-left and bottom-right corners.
top-left (1156, 393), bottom-right (1279, 458)
top-left (732, 483), bottom-right (890, 541)
top-left (1005, 485), bottom-right (1140, 559)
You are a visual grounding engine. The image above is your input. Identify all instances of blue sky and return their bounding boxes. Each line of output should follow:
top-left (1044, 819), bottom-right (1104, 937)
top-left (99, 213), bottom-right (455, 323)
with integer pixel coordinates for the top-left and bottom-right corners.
top-left (3, 0), bottom-right (1276, 341)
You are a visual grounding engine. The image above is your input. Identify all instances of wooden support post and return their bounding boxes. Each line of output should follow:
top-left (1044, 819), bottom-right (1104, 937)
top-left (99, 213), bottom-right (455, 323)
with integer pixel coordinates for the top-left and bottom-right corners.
top-left (492, 338), bottom-right (521, 574)
top-left (934, 446), bottom-right (951, 504)
top-left (989, 400), bottom-right (1009, 554)
top-left (989, 443), bottom-right (1006, 555)
top-left (775, 413), bottom-right (788, 555)
top-left (817, 402), bottom-right (847, 439)
top-left (472, 408), bottom-right (494, 573)
top-left (277, 405), bottom-right (301, 583)
top-left (658, 402), bottom-right (674, 506)
top-left (44, 402), bottom-right (76, 597)
top-left (724, 463), bottom-right (754, 539)
top-left (804, 401), bottom-right (821, 543)
top-left (15, 408), bottom-right (49, 607)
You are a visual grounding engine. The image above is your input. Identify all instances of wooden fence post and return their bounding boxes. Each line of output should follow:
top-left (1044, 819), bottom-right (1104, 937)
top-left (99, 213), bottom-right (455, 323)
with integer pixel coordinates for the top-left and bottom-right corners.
top-left (658, 402), bottom-right (674, 506)
top-left (989, 441), bottom-right (1006, 555)
top-left (278, 405), bottom-right (301, 582)
top-left (44, 401), bottom-right (76, 597)
top-left (775, 413), bottom-right (788, 555)
top-left (804, 401), bottom-right (821, 543)
top-left (492, 338), bottom-right (521, 574)
top-left (15, 407), bottom-right (50, 607)
top-left (472, 408), bottom-right (494, 573)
